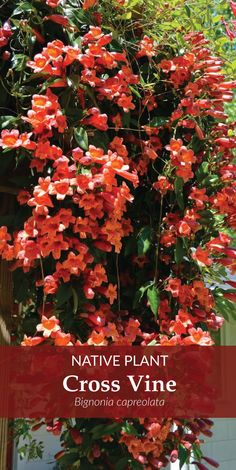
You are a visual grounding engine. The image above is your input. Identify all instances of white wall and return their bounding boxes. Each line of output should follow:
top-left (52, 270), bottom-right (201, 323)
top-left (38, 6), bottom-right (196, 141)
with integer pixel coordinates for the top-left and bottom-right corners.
top-left (198, 419), bottom-right (236, 470)
top-left (169, 318), bottom-right (236, 470)
top-left (13, 429), bottom-right (60, 470)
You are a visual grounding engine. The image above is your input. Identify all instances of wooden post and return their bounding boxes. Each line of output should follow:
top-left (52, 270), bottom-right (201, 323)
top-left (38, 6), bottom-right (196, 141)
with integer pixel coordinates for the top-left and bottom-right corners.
top-left (0, 188), bottom-right (18, 470)
top-left (0, 260), bottom-right (13, 470)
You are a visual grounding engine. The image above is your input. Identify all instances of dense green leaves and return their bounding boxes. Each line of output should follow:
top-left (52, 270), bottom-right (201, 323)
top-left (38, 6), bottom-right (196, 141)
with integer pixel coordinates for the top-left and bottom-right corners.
top-left (74, 127), bottom-right (89, 150)
top-left (91, 423), bottom-right (122, 439)
top-left (115, 457), bottom-right (130, 470)
top-left (174, 177), bottom-right (184, 210)
top-left (56, 284), bottom-right (73, 307)
top-left (137, 226), bottom-right (154, 255)
top-left (179, 444), bottom-right (189, 468)
top-left (0, 116), bottom-right (18, 129)
top-left (174, 238), bottom-right (186, 264)
top-left (215, 291), bottom-right (236, 322)
top-left (133, 282), bottom-right (153, 308)
top-left (147, 285), bottom-right (160, 316)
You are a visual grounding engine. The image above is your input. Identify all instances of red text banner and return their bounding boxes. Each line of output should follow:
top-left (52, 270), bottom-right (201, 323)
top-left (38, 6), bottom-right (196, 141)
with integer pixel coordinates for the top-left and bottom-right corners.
top-left (0, 346), bottom-right (235, 418)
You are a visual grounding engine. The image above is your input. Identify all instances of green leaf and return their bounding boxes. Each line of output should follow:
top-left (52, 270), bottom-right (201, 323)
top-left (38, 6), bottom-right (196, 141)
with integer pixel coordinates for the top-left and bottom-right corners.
top-left (74, 127), bottom-right (88, 150)
top-left (55, 451), bottom-right (79, 468)
top-left (12, 54), bottom-right (28, 72)
top-left (56, 284), bottom-right (73, 307)
top-left (72, 288), bottom-right (79, 314)
top-left (13, 2), bottom-right (36, 14)
top-left (64, 7), bottom-right (88, 27)
top-left (40, 78), bottom-right (67, 92)
top-left (196, 162), bottom-right (209, 182)
top-left (130, 461), bottom-right (143, 470)
top-left (211, 329), bottom-right (221, 346)
top-left (122, 112), bottom-right (131, 128)
top-left (133, 282), bottom-right (153, 308)
top-left (200, 172), bottom-right (219, 188)
top-left (179, 444), bottom-right (189, 468)
top-left (215, 293), bottom-right (236, 321)
top-left (124, 237), bottom-right (136, 256)
top-left (174, 237), bottom-right (185, 264)
top-left (192, 443), bottom-right (203, 461)
top-left (122, 421), bottom-right (138, 435)
top-left (115, 457), bottom-right (129, 470)
top-left (174, 177), bottom-right (184, 210)
top-left (120, 11), bottom-right (132, 20)
top-left (185, 4), bottom-right (191, 17)
top-left (147, 285), bottom-right (160, 317)
top-left (137, 226), bottom-right (153, 255)
top-left (91, 423), bottom-right (122, 439)
top-left (0, 116), bottom-right (17, 129)
top-left (129, 85), bottom-right (141, 99)
top-left (91, 130), bottom-right (109, 151)
top-left (150, 116), bottom-right (169, 127)
top-left (126, 0), bottom-right (141, 8)
top-left (79, 460), bottom-right (95, 470)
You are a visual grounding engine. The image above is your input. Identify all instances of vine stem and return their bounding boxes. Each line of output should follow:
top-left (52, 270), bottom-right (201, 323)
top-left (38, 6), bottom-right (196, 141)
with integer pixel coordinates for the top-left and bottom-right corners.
top-left (116, 253), bottom-right (121, 312)
top-left (39, 256), bottom-right (46, 316)
top-left (154, 195), bottom-right (164, 285)
top-left (108, 126), bottom-right (144, 133)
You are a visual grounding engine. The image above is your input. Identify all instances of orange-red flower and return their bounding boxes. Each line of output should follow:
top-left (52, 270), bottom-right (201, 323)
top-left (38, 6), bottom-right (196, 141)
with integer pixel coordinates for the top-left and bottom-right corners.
top-left (182, 327), bottom-right (214, 346)
top-left (50, 179), bottom-right (73, 200)
top-left (117, 94), bottom-right (135, 112)
top-left (83, 108), bottom-right (108, 131)
top-left (192, 247), bottom-right (213, 266)
top-left (177, 220), bottom-right (191, 237)
top-left (46, 0), bottom-right (61, 7)
top-left (189, 187), bottom-right (209, 208)
top-left (43, 275), bottom-right (59, 294)
top-left (153, 176), bottom-right (173, 195)
top-left (44, 14), bottom-right (69, 27)
top-left (21, 335), bottom-right (45, 346)
top-left (53, 331), bottom-right (73, 346)
top-left (0, 22), bottom-right (12, 48)
top-left (165, 278), bottom-right (182, 298)
top-left (87, 330), bottom-right (108, 345)
top-left (104, 283), bottom-right (117, 305)
top-left (36, 315), bottom-right (60, 337)
top-left (136, 36), bottom-right (155, 58)
top-left (0, 226), bottom-right (11, 252)
top-left (83, 0), bottom-right (98, 10)
top-left (17, 190), bottom-right (31, 205)
top-left (0, 129), bottom-right (21, 148)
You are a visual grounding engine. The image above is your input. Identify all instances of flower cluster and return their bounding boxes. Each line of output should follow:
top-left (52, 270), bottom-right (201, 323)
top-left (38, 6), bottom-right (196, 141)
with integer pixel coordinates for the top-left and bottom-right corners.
top-left (0, 21), bottom-right (12, 48)
top-left (0, 0), bottom-right (236, 468)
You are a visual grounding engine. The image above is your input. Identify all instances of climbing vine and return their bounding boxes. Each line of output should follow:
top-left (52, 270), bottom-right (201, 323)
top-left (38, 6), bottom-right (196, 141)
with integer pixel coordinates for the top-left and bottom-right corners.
top-left (1, 0), bottom-right (236, 468)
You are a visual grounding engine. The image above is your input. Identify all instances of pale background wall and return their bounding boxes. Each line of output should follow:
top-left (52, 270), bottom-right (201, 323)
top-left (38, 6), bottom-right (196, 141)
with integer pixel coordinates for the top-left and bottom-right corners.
top-left (197, 419), bottom-right (236, 470)
top-left (169, 419), bottom-right (236, 470)
top-left (13, 430), bottom-right (60, 470)
top-left (170, 320), bottom-right (236, 470)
